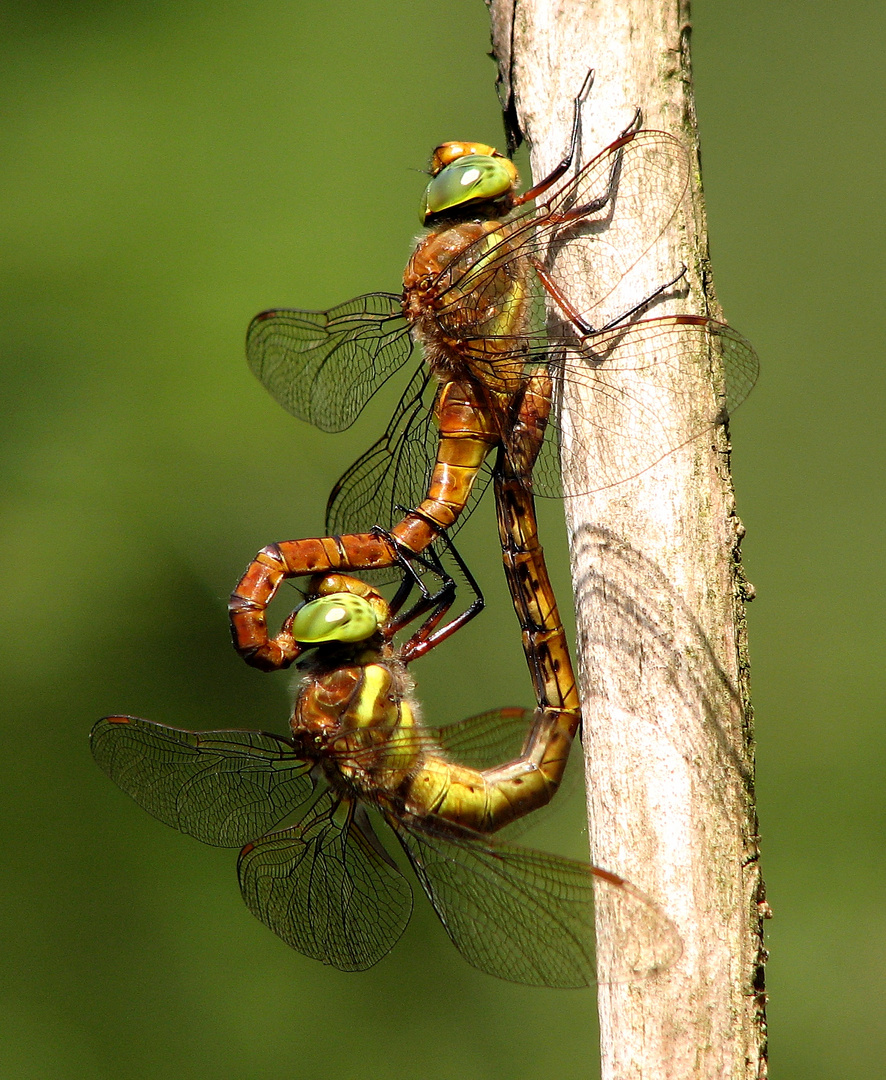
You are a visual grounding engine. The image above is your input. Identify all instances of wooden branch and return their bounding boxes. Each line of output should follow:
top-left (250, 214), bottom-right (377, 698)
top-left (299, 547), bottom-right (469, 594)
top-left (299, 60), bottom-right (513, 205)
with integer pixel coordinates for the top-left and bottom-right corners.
top-left (488, 2), bottom-right (768, 1077)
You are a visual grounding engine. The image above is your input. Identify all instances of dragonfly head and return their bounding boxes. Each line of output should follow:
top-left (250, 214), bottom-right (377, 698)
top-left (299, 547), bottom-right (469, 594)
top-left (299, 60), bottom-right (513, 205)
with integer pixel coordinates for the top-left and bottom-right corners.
top-left (421, 142), bottom-right (519, 224)
top-left (428, 141), bottom-right (511, 175)
top-left (291, 592), bottom-right (382, 646)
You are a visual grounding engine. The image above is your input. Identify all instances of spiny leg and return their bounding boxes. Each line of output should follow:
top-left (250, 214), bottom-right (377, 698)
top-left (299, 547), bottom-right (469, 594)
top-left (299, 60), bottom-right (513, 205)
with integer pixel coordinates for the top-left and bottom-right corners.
top-left (530, 255), bottom-right (687, 338)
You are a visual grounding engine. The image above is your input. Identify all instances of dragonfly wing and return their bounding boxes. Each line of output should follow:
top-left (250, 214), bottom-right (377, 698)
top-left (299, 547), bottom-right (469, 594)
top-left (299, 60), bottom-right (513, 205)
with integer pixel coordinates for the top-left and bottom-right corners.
top-left (534, 130), bottom-right (692, 322)
top-left (246, 293), bottom-right (412, 432)
top-left (325, 363), bottom-right (437, 536)
top-left (238, 793), bottom-right (412, 971)
top-left (427, 707), bottom-right (536, 770)
top-left (394, 821), bottom-right (681, 988)
top-left (530, 316), bottom-right (760, 498)
top-left (91, 716), bottom-right (314, 847)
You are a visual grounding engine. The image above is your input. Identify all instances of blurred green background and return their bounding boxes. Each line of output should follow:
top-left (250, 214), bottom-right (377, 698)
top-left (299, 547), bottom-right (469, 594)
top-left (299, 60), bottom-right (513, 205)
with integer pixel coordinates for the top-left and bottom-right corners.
top-left (2, 1), bottom-right (883, 1077)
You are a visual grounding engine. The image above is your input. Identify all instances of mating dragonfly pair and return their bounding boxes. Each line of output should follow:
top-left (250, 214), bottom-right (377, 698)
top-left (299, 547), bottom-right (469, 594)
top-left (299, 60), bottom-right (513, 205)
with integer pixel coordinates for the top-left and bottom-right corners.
top-left (93, 72), bottom-right (757, 986)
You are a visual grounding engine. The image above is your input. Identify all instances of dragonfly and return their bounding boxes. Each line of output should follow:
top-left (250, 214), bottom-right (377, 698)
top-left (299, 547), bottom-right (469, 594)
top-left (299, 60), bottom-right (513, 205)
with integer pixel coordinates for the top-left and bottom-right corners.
top-left (229, 70), bottom-right (759, 674)
top-left (93, 562), bottom-right (680, 986)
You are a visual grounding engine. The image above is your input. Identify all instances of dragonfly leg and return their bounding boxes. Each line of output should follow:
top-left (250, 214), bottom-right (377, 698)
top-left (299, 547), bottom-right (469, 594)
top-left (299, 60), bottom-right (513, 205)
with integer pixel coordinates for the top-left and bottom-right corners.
top-left (530, 256), bottom-right (688, 340)
top-left (396, 531), bottom-right (485, 662)
top-left (378, 524), bottom-right (455, 611)
top-left (529, 255), bottom-right (596, 336)
top-left (530, 122), bottom-right (644, 232)
top-left (595, 265), bottom-right (688, 333)
top-left (511, 68), bottom-right (595, 206)
top-left (620, 105), bottom-right (643, 139)
top-left (332, 519), bottom-right (485, 661)
top-left (381, 556), bottom-right (425, 625)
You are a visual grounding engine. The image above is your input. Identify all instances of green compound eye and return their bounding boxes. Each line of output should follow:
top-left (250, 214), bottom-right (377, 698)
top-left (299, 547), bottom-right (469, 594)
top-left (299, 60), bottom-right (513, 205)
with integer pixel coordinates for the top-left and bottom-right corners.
top-left (420, 154), bottom-right (515, 222)
top-left (291, 593), bottom-right (380, 644)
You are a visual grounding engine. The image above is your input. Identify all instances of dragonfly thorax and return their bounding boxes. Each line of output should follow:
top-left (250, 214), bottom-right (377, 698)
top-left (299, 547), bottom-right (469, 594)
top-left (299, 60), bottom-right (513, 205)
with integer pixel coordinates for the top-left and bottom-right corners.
top-left (292, 651), bottom-right (413, 745)
top-left (404, 219), bottom-right (531, 379)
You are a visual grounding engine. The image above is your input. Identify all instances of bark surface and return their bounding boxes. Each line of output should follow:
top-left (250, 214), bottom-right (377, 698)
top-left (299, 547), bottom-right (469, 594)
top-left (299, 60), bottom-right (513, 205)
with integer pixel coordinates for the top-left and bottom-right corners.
top-left (487, 2), bottom-right (768, 1077)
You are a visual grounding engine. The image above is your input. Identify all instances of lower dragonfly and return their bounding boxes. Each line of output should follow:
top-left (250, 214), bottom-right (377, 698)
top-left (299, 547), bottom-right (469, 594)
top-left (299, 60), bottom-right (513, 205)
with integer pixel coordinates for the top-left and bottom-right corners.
top-left (92, 560), bottom-right (680, 986)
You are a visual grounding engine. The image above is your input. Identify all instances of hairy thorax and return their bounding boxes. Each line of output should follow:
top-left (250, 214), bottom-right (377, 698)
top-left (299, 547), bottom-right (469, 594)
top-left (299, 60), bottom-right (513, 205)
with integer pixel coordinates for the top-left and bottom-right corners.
top-left (403, 218), bottom-right (531, 389)
top-left (292, 653), bottom-right (423, 800)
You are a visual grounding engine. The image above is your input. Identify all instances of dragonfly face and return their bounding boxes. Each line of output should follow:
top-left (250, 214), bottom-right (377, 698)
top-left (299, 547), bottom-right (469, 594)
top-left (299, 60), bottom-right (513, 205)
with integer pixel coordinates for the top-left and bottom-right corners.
top-left (290, 590), bottom-right (382, 644)
top-left (420, 144), bottom-right (519, 223)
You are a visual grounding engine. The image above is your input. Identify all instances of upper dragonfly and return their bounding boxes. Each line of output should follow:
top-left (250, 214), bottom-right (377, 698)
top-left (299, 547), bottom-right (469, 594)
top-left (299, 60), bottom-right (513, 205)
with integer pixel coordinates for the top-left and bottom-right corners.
top-left (230, 71), bottom-right (759, 669)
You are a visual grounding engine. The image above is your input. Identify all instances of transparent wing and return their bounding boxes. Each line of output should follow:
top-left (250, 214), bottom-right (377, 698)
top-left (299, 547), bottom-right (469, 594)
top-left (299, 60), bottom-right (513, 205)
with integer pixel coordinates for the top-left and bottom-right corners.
top-left (536, 315), bottom-right (760, 498)
top-left (427, 707), bottom-right (535, 770)
top-left (237, 793), bottom-right (412, 971)
top-left (324, 363), bottom-right (494, 581)
top-left (246, 293), bottom-right (412, 432)
top-left (324, 363), bottom-right (438, 535)
top-left (394, 819), bottom-right (681, 988)
top-left (91, 716), bottom-right (314, 847)
top-left (477, 314), bottom-right (759, 500)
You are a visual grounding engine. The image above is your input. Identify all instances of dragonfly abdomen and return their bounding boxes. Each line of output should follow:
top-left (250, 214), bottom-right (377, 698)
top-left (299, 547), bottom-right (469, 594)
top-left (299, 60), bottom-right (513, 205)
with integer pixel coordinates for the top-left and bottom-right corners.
top-left (404, 754), bottom-right (554, 834)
